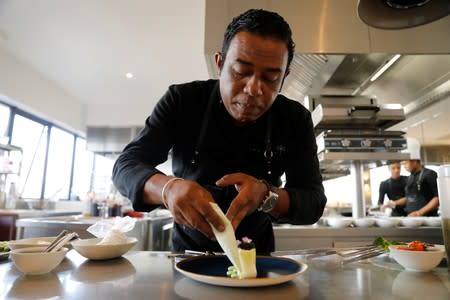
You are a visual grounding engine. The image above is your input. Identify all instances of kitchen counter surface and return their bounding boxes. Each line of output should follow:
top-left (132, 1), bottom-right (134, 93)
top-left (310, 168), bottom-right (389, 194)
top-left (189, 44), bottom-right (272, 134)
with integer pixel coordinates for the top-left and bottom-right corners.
top-left (1, 250), bottom-right (449, 299)
top-left (0, 209), bottom-right (81, 218)
top-left (273, 225), bottom-right (444, 250)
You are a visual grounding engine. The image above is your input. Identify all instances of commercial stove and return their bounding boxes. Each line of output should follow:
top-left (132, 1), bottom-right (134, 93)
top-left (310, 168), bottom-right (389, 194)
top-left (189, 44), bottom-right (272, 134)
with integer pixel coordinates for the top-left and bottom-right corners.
top-left (309, 95), bottom-right (410, 218)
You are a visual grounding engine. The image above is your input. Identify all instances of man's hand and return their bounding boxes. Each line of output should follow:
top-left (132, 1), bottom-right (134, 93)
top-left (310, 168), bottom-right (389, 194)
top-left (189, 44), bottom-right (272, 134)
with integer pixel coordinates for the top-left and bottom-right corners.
top-left (408, 210), bottom-right (423, 217)
top-left (164, 179), bottom-right (225, 239)
top-left (215, 173), bottom-right (268, 230)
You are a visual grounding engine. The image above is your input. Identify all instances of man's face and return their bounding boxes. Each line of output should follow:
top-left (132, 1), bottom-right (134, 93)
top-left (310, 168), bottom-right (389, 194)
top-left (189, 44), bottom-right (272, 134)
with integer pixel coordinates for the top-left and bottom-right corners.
top-left (389, 163), bottom-right (401, 179)
top-left (401, 160), bottom-right (419, 173)
top-left (215, 31), bottom-right (289, 126)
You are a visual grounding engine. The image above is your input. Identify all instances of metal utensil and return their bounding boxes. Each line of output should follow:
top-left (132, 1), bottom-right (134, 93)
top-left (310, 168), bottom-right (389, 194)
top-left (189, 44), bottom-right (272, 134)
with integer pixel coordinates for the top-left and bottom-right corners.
top-left (49, 232), bottom-right (78, 253)
top-left (43, 230), bottom-right (69, 252)
top-left (272, 245), bottom-right (385, 264)
top-left (43, 230), bottom-right (78, 253)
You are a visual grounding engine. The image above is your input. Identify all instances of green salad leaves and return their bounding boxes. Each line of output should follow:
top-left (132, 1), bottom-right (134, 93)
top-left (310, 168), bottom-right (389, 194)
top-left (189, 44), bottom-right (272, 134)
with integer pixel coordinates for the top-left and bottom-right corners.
top-left (373, 236), bottom-right (401, 251)
top-left (0, 241), bottom-right (9, 252)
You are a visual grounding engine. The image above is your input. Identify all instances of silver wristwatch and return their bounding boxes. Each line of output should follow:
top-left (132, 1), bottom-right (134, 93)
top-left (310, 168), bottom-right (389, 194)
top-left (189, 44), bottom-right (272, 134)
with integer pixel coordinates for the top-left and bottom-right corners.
top-left (259, 180), bottom-right (279, 213)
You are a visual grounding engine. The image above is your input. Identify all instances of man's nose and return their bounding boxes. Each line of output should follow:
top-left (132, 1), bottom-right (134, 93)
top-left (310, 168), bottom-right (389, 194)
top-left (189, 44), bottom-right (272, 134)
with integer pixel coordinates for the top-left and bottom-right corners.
top-left (244, 76), bottom-right (262, 96)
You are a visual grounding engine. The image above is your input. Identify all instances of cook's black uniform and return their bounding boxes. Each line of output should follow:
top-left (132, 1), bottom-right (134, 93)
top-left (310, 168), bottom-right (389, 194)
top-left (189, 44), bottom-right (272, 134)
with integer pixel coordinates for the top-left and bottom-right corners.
top-left (404, 167), bottom-right (439, 216)
top-left (378, 176), bottom-right (408, 216)
top-left (112, 80), bottom-right (327, 254)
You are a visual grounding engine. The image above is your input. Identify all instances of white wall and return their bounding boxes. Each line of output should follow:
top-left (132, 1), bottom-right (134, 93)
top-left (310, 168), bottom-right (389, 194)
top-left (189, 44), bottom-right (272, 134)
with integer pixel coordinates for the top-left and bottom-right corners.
top-left (0, 48), bottom-right (86, 134)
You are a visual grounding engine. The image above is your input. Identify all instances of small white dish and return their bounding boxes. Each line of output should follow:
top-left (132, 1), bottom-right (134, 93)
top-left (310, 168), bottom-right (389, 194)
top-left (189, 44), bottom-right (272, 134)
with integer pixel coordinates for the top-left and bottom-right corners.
top-left (388, 245), bottom-right (445, 272)
top-left (375, 217), bottom-right (399, 228)
top-left (71, 237), bottom-right (137, 260)
top-left (422, 217), bottom-right (441, 227)
top-left (326, 217), bottom-right (354, 228)
top-left (353, 218), bottom-right (376, 228)
top-left (8, 236), bottom-right (72, 250)
top-left (400, 217), bottom-right (423, 228)
top-left (10, 246), bottom-right (68, 275)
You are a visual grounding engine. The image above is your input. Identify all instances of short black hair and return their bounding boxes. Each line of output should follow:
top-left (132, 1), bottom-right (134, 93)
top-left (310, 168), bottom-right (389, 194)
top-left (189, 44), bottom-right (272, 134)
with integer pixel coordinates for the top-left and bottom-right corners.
top-left (221, 9), bottom-right (295, 71)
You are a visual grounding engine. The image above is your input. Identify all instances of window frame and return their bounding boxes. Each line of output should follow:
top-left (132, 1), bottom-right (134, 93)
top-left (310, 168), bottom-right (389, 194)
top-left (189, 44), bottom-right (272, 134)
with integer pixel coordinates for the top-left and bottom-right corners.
top-left (0, 98), bottom-right (93, 201)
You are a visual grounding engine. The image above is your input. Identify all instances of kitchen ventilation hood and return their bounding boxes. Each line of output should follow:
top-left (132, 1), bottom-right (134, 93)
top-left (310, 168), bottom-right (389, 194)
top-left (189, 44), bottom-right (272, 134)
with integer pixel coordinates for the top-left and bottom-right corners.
top-left (357, 0), bottom-right (450, 30)
top-left (86, 126), bottom-right (142, 155)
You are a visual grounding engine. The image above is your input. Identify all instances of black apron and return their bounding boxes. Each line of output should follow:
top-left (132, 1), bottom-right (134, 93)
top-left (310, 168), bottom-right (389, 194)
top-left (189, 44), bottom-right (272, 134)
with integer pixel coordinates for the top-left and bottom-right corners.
top-left (171, 83), bottom-right (275, 255)
top-left (404, 169), bottom-right (438, 216)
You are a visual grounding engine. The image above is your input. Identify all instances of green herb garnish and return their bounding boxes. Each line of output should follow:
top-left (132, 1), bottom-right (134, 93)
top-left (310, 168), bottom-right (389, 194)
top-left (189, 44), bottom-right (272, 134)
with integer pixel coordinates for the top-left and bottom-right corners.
top-left (373, 236), bottom-right (401, 251)
top-left (0, 241), bottom-right (10, 252)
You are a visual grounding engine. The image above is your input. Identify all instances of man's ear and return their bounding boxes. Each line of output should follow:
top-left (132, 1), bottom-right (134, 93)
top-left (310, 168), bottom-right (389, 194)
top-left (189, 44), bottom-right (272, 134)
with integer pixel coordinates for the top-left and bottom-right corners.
top-left (214, 52), bottom-right (223, 75)
top-left (284, 68), bottom-right (290, 78)
top-left (279, 68), bottom-right (291, 92)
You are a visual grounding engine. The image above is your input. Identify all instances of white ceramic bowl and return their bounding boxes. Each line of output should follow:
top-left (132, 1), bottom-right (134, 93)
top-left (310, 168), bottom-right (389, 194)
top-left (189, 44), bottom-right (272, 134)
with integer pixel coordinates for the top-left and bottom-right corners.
top-left (353, 218), bottom-right (376, 228)
top-left (71, 237), bottom-right (137, 260)
top-left (8, 236), bottom-right (72, 250)
top-left (399, 217), bottom-right (424, 228)
top-left (326, 217), bottom-right (354, 228)
top-left (375, 217), bottom-right (399, 228)
top-left (388, 245), bottom-right (445, 272)
top-left (10, 246), bottom-right (68, 275)
top-left (422, 217), bottom-right (441, 227)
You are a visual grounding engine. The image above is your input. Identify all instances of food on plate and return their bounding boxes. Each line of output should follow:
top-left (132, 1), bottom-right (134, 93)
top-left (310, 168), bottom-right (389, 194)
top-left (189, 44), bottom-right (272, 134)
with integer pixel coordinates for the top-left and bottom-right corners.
top-left (373, 236), bottom-right (434, 252)
top-left (209, 202), bottom-right (257, 279)
top-left (227, 237), bottom-right (257, 279)
top-left (394, 240), bottom-right (427, 251)
top-left (0, 241), bottom-right (10, 252)
top-left (97, 228), bottom-right (128, 245)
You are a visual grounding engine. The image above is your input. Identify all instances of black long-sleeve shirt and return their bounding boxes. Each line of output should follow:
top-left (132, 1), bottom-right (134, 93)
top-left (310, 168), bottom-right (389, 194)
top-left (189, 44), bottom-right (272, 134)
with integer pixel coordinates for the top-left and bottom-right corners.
top-left (112, 79), bottom-right (327, 252)
top-left (377, 176), bottom-right (408, 205)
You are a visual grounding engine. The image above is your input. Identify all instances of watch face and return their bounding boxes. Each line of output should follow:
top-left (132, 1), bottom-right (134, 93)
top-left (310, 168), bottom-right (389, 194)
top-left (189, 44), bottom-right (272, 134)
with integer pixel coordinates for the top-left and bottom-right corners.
top-left (262, 191), bottom-right (279, 212)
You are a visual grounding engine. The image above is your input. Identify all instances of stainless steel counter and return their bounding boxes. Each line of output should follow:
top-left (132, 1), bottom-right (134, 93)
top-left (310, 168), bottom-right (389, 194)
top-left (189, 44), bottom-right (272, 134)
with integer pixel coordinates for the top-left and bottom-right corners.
top-left (0, 250), bottom-right (449, 299)
top-left (15, 214), bottom-right (173, 251)
top-left (273, 225), bottom-right (443, 250)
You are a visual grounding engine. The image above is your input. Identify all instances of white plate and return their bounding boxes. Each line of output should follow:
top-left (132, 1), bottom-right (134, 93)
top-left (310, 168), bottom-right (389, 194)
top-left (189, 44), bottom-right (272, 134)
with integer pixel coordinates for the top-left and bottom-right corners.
top-left (375, 217), bottom-right (399, 228)
top-left (399, 217), bottom-right (423, 228)
top-left (71, 237), bottom-right (137, 260)
top-left (175, 255), bottom-right (307, 287)
top-left (353, 218), bottom-right (376, 227)
top-left (422, 217), bottom-right (441, 227)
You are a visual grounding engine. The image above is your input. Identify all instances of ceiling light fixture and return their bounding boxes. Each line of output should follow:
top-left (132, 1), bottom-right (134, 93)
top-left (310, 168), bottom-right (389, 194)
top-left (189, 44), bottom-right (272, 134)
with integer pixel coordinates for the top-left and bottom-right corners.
top-left (370, 54), bottom-right (401, 82)
top-left (126, 73), bottom-right (134, 79)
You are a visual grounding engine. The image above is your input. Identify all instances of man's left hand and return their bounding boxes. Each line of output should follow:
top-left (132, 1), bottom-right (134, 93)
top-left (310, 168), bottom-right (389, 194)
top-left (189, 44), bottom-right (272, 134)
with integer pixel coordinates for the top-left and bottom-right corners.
top-left (215, 172), bottom-right (268, 230)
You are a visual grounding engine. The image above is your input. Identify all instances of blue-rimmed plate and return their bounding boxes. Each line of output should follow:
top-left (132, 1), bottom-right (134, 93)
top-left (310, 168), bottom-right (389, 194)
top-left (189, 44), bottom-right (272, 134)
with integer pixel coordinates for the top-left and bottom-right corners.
top-left (175, 255), bottom-right (307, 287)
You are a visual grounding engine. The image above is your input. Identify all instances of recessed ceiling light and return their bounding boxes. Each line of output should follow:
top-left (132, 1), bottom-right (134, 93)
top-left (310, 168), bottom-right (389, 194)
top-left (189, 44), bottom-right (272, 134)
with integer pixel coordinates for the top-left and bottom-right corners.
top-left (126, 73), bottom-right (134, 79)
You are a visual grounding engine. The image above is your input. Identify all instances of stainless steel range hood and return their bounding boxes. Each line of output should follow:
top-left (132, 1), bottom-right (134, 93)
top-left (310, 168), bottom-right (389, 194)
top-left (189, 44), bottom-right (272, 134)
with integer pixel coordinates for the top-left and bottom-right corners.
top-left (86, 126), bottom-right (142, 155)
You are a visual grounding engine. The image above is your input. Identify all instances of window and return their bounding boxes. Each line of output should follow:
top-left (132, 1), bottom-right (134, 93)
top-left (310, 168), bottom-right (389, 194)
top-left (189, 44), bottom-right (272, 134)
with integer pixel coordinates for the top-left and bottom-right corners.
top-left (45, 127), bottom-right (75, 199)
top-left (10, 115), bottom-right (48, 198)
top-left (91, 154), bottom-right (115, 197)
top-left (0, 103), bottom-right (10, 141)
top-left (71, 138), bottom-right (94, 200)
top-left (2, 102), bottom-right (116, 202)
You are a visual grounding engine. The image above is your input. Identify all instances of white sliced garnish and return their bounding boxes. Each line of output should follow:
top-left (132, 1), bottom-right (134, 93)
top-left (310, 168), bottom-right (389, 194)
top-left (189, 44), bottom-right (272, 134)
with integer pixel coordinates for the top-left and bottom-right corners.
top-left (209, 202), bottom-right (241, 272)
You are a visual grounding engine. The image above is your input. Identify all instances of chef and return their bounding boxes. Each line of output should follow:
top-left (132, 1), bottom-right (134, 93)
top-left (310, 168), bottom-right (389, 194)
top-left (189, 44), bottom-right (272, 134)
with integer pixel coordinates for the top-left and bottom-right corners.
top-left (382, 141), bottom-right (439, 217)
top-left (112, 9), bottom-right (327, 254)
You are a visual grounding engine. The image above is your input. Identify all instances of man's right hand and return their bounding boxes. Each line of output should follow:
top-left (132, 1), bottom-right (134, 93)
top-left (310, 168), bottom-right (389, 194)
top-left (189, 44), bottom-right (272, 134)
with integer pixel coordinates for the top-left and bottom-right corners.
top-left (162, 178), bottom-right (225, 239)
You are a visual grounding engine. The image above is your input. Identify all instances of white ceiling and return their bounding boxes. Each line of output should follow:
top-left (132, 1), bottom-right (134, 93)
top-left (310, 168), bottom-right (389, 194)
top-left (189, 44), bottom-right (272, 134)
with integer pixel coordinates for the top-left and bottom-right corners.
top-left (0, 0), bottom-right (209, 109)
top-left (1, 0), bottom-right (449, 149)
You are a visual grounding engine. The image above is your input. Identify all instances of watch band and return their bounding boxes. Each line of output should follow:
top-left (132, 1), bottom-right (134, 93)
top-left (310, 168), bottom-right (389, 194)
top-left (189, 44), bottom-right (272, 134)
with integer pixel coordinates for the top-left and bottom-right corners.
top-left (259, 179), bottom-right (279, 213)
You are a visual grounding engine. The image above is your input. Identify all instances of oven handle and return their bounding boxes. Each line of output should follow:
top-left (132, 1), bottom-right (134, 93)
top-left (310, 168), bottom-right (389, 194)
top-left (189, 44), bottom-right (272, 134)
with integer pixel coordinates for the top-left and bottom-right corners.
top-left (347, 105), bottom-right (380, 119)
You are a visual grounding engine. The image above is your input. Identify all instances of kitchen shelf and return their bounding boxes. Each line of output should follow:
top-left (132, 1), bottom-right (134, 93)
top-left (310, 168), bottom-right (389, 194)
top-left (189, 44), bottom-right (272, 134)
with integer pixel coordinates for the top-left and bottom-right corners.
top-left (318, 151), bottom-right (411, 165)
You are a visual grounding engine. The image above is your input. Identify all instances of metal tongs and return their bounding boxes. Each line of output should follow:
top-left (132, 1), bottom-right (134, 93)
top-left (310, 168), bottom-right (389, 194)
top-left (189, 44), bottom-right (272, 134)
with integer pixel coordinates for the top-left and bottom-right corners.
top-left (272, 245), bottom-right (385, 264)
top-left (167, 250), bottom-right (222, 259)
top-left (43, 230), bottom-right (79, 253)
